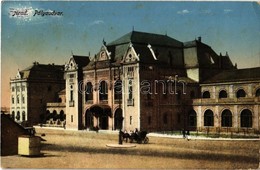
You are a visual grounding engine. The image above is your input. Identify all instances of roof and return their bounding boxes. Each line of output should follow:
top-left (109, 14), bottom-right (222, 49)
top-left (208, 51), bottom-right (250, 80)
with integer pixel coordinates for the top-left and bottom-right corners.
top-left (183, 39), bottom-right (212, 49)
top-left (13, 62), bottom-right (64, 80)
top-left (72, 55), bottom-right (90, 69)
top-left (107, 31), bottom-right (183, 47)
top-left (203, 67), bottom-right (260, 84)
top-left (1, 113), bottom-right (30, 134)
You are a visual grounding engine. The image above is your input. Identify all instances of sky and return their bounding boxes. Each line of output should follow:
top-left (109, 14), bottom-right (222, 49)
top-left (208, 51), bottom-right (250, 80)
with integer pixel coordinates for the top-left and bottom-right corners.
top-left (1, 1), bottom-right (260, 108)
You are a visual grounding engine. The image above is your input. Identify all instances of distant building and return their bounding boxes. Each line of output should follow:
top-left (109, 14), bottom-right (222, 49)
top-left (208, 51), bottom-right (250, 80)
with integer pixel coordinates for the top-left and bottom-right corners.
top-left (45, 89), bottom-right (66, 127)
top-left (10, 62), bottom-right (65, 126)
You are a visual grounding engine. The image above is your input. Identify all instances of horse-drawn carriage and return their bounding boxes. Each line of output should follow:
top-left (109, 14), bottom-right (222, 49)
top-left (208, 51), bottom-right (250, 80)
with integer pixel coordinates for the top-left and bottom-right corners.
top-left (120, 130), bottom-right (149, 144)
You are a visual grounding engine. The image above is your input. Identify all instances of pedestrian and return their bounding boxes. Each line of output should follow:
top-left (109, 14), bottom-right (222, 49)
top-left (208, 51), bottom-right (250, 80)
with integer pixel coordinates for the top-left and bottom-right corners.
top-left (182, 129), bottom-right (186, 138)
top-left (186, 130), bottom-right (190, 141)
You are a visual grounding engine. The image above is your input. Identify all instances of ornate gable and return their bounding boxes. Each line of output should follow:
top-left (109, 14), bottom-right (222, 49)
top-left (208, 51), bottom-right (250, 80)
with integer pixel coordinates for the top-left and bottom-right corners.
top-left (122, 43), bottom-right (140, 63)
top-left (98, 45), bottom-right (111, 61)
top-left (65, 57), bottom-right (78, 71)
top-left (15, 71), bottom-right (21, 79)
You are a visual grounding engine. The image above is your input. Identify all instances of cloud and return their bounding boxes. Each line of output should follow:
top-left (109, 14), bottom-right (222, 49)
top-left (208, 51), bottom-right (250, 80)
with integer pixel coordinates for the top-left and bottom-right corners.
top-left (89, 20), bottom-right (104, 26)
top-left (224, 9), bottom-right (233, 14)
top-left (201, 9), bottom-right (212, 14)
top-left (177, 9), bottom-right (190, 14)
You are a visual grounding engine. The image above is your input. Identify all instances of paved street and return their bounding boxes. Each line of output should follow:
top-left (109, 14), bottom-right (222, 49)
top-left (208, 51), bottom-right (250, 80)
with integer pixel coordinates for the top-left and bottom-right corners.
top-left (1, 127), bottom-right (260, 169)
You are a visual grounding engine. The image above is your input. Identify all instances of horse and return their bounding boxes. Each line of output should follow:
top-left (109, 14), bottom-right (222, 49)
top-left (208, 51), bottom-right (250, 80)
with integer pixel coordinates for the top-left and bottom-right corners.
top-left (119, 130), bottom-right (130, 143)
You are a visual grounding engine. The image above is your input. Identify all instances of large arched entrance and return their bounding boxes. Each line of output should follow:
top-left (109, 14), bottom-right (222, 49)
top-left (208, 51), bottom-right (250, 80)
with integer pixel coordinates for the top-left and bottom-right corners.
top-left (85, 109), bottom-right (93, 129)
top-left (188, 110), bottom-right (197, 128)
top-left (90, 105), bottom-right (111, 130)
top-left (114, 108), bottom-right (123, 130)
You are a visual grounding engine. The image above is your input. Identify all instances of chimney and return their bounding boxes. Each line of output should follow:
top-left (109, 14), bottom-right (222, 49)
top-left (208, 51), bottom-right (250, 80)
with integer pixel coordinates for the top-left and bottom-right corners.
top-left (198, 36), bottom-right (202, 42)
top-left (226, 51), bottom-right (229, 56)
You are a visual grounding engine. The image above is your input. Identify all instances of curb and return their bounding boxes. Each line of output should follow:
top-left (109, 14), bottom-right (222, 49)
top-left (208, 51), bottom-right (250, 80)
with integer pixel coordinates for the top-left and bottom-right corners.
top-left (148, 133), bottom-right (260, 141)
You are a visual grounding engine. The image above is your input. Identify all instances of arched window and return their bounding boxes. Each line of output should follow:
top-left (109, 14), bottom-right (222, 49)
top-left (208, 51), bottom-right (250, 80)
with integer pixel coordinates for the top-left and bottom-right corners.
top-left (60, 110), bottom-right (65, 121)
top-left (17, 95), bottom-right (20, 104)
top-left (53, 110), bottom-right (58, 121)
top-left (114, 80), bottom-right (122, 100)
top-left (11, 96), bottom-right (14, 104)
top-left (221, 109), bottom-right (232, 127)
top-left (236, 89), bottom-right (246, 98)
top-left (99, 81), bottom-right (108, 100)
top-left (204, 109), bottom-right (214, 126)
top-left (22, 111), bottom-right (26, 121)
top-left (202, 91), bottom-right (210, 98)
top-left (16, 111), bottom-right (20, 121)
top-left (219, 90), bottom-right (227, 98)
top-left (163, 113), bottom-right (168, 124)
top-left (256, 88), bottom-right (260, 97)
top-left (188, 110), bottom-right (197, 127)
top-left (240, 109), bottom-right (252, 128)
top-left (85, 82), bottom-right (93, 102)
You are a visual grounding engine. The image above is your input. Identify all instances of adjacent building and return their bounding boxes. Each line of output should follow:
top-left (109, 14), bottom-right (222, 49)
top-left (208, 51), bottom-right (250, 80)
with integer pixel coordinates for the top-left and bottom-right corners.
top-left (10, 62), bottom-right (65, 126)
top-left (193, 67), bottom-right (260, 133)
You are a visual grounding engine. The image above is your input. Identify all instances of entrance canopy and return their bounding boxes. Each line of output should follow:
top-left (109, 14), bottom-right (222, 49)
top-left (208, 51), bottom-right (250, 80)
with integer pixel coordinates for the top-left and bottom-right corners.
top-left (89, 104), bottom-right (112, 117)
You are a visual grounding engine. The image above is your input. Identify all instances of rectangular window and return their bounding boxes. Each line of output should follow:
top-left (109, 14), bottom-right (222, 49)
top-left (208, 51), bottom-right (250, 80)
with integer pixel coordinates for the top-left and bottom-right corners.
top-left (69, 74), bottom-right (75, 78)
top-left (71, 115), bottom-right (73, 122)
top-left (12, 96), bottom-right (14, 104)
top-left (21, 86), bottom-right (25, 91)
top-left (128, 79), bottom-right (133, 100)
top-left (17, 95), bottom-right (20, 104)
top-left (70, 90), bottom-right (74, 101)
top-left (127, 67), bottom-right (134, 77)
top-left (12, 87), bottom-right (15, 92)
top-left (17, 86), bottom-right (20, 92)
top-left (22, 96), bottom-right (25, 104)
top-left (130, 116), bottom-right (132, 125)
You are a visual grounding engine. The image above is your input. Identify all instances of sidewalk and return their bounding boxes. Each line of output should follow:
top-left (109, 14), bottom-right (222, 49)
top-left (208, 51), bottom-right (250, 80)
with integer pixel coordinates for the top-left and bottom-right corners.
top-left (148, 133), bottom-right (260, 141)
top-left (34, 126), bottom-right (260, 141)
